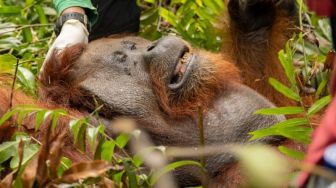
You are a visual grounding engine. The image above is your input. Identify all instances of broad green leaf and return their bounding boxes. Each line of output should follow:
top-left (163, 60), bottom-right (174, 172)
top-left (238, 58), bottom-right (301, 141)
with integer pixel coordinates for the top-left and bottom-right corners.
top-left (0, 109), bottom-right (17, 126)
top-left (17, 67), bottom-right (36, 95)
top-left (76, 123), bottom-right (88, 152)
top-left (315, 78), bottom-right (328, 100)
top-left (87, 125), bottom-right (103, 153)
top-left (16, 109), bottom-right (28, 125)
top-left (35, 5), bottom-right (48, 24)
top-left (101, 140), bottom-right (115, 162)
top-left (250, 118), bottom-right (312, 144)
top-left (0, 54), bottom-right (16, 73)
top-left (35, 110), bottom-right (52, 131)
top-left (150, 160), bottom-right (204, 185)
top-left (10, 143), bottom-right (39, 169)
top-left (159, 7), bottom-right (177, 27)
top-left (0, 6), bottom-right (21, 14)
top-left (123, 159), bottom-right (137, 188)
top-left (0, 141), bottom-right (18, 164)
top-left (132, 154), bottom-right (143, 167)
top-left (69, 119), bottom-right (82, 143)
top-left (278, 146), bottom-right (305, 160)
top-left (116, 133), bottom-right (129, 149)
top-left (255, 106), bottom-right (304, 115)
top-left (140, 7), bottom-right (159, 25)
top-left (50, 109), bottom-right (67, 131)
top-left (22, 28), bottom-right (33, 43)
top-left (94, 138), bottom-right (104, 160)
top-left (57, 157), bottom-right (72, 177)
top-left (269, 77), bottom-right (300, 101)
top-left (307, 95), bottom-right (331, 116)
top-left (25, 0), bottom-right (34, 5)
top-left (113, 170), bottom-right (125, 185)
top-left (278, 50), bottom-right (296, 86)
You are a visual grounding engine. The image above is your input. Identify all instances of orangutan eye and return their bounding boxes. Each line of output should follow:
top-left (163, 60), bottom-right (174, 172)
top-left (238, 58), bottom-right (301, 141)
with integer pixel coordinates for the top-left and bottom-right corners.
top-left (121, 40), bottom-right (137, 50)
top-left (112, 51), bottom-right (127, 63)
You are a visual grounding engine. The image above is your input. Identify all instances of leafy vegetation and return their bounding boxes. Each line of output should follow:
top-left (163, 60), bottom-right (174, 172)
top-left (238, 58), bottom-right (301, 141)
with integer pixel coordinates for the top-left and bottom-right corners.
top-left (0, 0), bottom-right (334, 187)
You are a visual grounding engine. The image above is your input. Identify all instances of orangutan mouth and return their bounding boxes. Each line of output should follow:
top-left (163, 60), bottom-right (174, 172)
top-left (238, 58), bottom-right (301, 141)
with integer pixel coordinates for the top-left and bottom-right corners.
top-left (169, 50), bottom-right (194, 90)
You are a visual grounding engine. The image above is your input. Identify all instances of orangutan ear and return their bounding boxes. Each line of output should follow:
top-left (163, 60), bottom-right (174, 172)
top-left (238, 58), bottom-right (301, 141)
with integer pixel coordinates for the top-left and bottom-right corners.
top-left (38, 44), bottom-right (86, 105)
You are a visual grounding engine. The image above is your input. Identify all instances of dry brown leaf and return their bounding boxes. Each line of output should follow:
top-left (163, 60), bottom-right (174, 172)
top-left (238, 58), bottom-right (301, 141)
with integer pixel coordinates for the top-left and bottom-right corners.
top-left (61, 160), bottom-right (111, 183)
top-left (21, 154), bottom-right (38, 188)
top-left (324, 50), bottom-right (335, 70)
top-left (36, 124), bottom-right (52, 187)
top-left (49, 128), bottom-right (67, 179)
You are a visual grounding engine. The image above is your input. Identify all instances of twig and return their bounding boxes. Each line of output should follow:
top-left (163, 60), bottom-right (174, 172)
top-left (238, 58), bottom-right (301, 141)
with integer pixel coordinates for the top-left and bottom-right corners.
top-left (9, 58), bottom-right (19, 110)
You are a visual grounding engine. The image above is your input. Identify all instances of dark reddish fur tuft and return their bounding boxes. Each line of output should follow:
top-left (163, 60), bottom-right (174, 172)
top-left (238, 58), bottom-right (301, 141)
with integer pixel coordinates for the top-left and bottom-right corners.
top-left (39, 44), bottom-right (85, 106)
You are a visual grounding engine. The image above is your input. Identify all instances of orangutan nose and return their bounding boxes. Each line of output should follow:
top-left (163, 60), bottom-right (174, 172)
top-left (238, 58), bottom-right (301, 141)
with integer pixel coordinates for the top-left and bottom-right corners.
top-left (144, 36), bottom-right (190, 61)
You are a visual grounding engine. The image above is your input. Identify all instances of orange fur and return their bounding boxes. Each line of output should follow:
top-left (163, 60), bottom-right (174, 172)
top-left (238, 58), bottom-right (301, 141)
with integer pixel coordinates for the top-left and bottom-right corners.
top-left (149, 52), bottom-right (240, 118)
top-left (223, 11), bottom-right (297, 107)
top-left (39, 44), bottom-right (86, 105)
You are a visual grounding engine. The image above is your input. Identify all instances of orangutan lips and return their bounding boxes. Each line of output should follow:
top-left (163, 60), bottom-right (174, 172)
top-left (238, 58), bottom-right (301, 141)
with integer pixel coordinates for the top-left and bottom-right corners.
top-left (171, 52), bottom-right (193, 83)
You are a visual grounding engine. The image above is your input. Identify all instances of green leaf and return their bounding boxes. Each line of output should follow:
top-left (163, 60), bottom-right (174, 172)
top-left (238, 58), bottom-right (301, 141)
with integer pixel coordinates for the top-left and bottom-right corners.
top-left (94, 138), bottom-right (105, 160)
top-left (140, 7), bottom-right (158, 25)
top-left (35, 110), bottom-right (52, 131)
top-left (76, 122), bottom-right (88, 152)
top-left (255, 106), bottom-right (304, 115)
top-left (307, 95), bottom-right (331, 116)
top-left (22, 27), bottom-right (33, 43)
top-left (69, 119), bottom-right (83, 143)
top-left (87, 125), bottom-right (103, 153)
top-left (249, 118), bottom-right (312, 144)
top-left (269, 77), bottom-right (300, 101)
top-left (132, 154), bottom-right (143, 167)
top-left (278, 146), bottom-right (304, 160)
top-left (0, 109), bottom-right (17, 126)
top-left (0, 140), bottom-right (18, 164)
top-left (17, 67), bottom-right (36, 95)
top-left (35, 5), bottom-right (48, 24)
top-left (0, 54), bottom-right (16, 73)
top-left (315, 78), bottom-right (328, 100)
top-left (25, 0), bottom-right (34, 6)
top-left (101, 140), bottom-right (115, 162)
top-left (116, 133), bottom-right (129, 149)
top-left (145, 0), bottom-right (156, 3)
top-left (159, 7), bottom-right (177, 27)
top-left (16, 109), bottom-right (28, 125)
top-left (0, 6), bottom-right (21, 14)
top-left (50, 109), bottom-right (67, 131)
top-left (123, 159), bottom-right (137, 188)
top-left (113, 170), bottom-right (125, 185)
top-left (10, 143), bottom-right (39, 169)
top-left (150, 160), bottom-right (204, 185)
top-left (278, 50), bottom-right (296, 86)
top-left (57, 157), bottom-right (72, 177)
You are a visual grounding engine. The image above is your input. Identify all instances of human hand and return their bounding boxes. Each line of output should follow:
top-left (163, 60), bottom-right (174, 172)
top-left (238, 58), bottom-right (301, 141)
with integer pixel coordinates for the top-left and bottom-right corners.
top-left (41, 19), bottom-right (88, 71)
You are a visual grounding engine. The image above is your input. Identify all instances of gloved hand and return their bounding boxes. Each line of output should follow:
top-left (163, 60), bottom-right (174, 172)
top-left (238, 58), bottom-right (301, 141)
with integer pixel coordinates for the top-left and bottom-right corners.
top-left (41, 19), bottom-right (89, 71)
